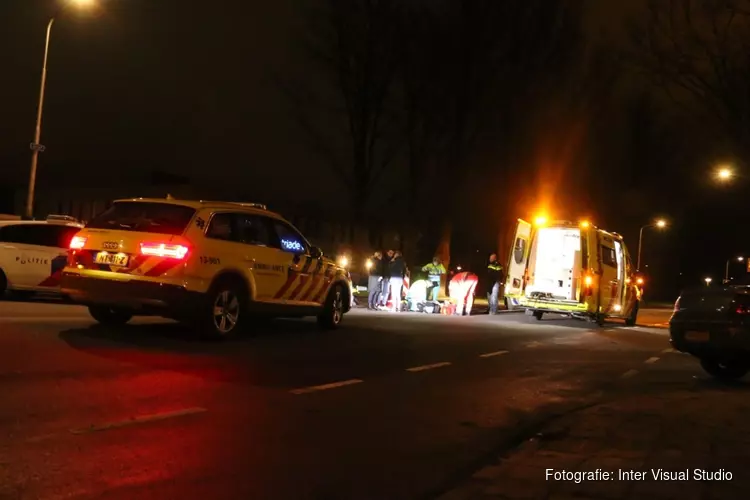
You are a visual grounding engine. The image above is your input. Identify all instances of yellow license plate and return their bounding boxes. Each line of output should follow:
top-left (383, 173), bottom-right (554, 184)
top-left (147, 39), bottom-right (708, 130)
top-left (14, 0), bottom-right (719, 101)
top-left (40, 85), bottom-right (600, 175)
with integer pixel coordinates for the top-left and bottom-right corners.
top-left (95, 252), bottom-right (130, 267)
top-left (685, 331), bottom-right (710, 342)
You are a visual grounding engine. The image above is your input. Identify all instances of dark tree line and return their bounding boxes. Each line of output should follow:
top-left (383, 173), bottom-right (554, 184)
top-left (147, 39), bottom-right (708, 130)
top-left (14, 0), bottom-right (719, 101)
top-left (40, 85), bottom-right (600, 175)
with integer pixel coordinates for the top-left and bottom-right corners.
top-left (282, 0), bottom-right (619, 269)
top-left (630, 0), bottom-right (750, 166)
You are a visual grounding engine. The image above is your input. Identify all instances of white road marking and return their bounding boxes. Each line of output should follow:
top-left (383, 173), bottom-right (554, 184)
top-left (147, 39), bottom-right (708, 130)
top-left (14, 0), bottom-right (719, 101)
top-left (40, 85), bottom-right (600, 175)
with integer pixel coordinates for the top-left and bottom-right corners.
top-left (406, 362), bottom-right (452, 372)
top-left (644, 357), bottom-right (660, 364)
top-left (479, 350), bottom-right (509, 358)
top-left (620, 369), bottom-right (639, 379)
top-left (662, 348), bottom-right (677, 354)
top-left (525, 341), bottom-right (543, 348)
top-left (290, 379), bottom-right (363, 394)
top-left (70, 407), bottom-right (207, 434)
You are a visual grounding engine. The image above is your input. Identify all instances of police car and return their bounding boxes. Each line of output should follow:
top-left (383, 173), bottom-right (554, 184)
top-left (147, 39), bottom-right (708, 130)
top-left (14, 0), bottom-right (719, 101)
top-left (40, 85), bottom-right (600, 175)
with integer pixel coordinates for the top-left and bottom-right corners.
top-left (60, 198), bottom-right (352, 338)
top-left (0, 215), bottom-right (84, 298)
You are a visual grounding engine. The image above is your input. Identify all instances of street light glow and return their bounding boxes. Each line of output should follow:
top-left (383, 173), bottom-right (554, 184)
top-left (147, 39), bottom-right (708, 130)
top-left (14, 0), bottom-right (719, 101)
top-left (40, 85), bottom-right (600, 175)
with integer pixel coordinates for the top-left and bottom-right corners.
top-left (365, 259), bottom-right (373, 270)
top-left (705, 277), bottom-right (712, 285)
top-left (739, 256), bottom-right (745, 262)
top-left (579, 220), bottom-right (590, 228)
top-left (338, 256), bottom-right (349, 267)
top-left (655, 219), bottom-right (667, 228)
top-left (716, 167), bottom-right (733, 181)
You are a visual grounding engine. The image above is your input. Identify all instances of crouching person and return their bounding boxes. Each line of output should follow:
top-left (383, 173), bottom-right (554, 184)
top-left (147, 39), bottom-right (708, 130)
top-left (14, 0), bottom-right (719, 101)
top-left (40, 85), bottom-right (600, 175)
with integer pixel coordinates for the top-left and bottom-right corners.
top-left (449, 271), bottom-right (479, 316)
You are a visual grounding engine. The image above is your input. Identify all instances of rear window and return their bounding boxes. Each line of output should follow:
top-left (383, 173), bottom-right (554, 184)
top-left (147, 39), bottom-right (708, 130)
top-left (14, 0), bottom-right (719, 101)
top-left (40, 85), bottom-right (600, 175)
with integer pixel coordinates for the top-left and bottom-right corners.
top-left (0, 223), bottom-right (80, 248)
top-left (87, 202), bottom-right (195, 236)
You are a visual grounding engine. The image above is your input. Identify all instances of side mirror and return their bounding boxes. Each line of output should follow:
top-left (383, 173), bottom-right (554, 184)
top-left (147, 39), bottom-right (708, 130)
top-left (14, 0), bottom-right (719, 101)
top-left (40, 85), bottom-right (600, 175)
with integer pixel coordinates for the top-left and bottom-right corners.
top-left (309, 246), bottom-right (323, 259)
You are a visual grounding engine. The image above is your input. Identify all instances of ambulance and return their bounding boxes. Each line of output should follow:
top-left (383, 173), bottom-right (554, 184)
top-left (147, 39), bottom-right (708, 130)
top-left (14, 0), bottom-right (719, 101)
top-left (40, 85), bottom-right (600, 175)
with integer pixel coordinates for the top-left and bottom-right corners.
top-left (504, 219), bottom-right (641, 325)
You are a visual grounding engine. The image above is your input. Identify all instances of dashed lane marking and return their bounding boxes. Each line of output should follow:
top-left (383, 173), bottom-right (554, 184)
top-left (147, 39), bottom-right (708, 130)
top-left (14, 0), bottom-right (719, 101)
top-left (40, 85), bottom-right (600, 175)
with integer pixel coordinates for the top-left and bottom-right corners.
top-left (525, 341), bottom-right (543, 348)
top-left (662, 348), bottom-right (677, 354)
top-left (644, 357), bottom-right (660, 364)
top-left (70, 407), bottom-right (207, 434)
top-left (620, 369), bottom-right (639, 379)
top-left (406, 362), bottom-right (452, 372)
top-left (478, 350), bottom-right (509, 358)
top-left (290, 379), bottom-right (363, 395)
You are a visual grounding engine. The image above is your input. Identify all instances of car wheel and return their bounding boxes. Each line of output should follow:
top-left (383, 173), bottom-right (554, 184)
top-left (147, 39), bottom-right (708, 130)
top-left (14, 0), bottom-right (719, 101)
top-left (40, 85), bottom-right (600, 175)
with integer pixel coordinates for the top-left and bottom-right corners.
top-left (624, 301), bottom-right (639, 326)
top-left (318, 284), bottom-right (345, 330)
top-left (202, 279), bottom-right (247, 339)
top-left (533, 310), bottom-right (543, 321)
top-left (700, 358), bottom-right (750, 380)
top-left (88, 306), bottom-right (133, 326)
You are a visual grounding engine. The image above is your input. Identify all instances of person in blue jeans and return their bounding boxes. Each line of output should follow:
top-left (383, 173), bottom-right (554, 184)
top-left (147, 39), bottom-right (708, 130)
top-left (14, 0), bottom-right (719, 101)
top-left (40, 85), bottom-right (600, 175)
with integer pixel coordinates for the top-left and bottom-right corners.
top-left (367, 251), bottom-right (384, 310)
top-left (487, 253), bottom-right (504, 314)
top-left (422, 256), bottom-right (446, 302)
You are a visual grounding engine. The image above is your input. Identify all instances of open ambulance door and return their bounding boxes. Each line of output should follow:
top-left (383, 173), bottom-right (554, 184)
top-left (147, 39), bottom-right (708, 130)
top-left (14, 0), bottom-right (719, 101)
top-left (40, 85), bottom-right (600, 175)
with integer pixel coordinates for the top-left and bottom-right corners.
top-left (598, 233), bottom-right (624, 315)
top-left (505, 219), bottom-right (532, 298)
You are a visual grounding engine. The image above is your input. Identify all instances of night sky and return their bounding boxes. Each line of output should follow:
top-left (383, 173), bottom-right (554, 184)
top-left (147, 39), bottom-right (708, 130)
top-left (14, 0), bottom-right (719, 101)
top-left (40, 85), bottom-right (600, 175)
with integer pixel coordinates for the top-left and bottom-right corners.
top-left (0, 0), bottom-right (747, 300)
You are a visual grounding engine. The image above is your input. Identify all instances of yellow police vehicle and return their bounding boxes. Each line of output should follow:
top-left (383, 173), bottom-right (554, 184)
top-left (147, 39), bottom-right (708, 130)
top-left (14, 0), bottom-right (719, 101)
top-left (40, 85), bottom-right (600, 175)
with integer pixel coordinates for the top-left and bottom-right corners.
top-left (60, 198), bottom-right (352, 337)
top-left (504, 218), bottom-right (641, 325)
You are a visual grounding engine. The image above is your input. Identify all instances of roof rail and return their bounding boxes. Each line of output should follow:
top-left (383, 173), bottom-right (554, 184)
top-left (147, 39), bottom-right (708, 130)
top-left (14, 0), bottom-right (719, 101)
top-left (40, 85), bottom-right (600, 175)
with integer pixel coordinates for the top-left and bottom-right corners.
top-left (46, 214), bottom-right (79, 223)
top-left (233, 202), bottom-right (268, 210)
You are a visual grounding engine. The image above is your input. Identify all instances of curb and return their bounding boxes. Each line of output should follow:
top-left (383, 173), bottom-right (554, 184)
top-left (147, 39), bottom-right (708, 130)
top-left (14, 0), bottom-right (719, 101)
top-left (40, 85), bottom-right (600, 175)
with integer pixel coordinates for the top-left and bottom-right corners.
top-left (423, 399), bottom-right (604, 500)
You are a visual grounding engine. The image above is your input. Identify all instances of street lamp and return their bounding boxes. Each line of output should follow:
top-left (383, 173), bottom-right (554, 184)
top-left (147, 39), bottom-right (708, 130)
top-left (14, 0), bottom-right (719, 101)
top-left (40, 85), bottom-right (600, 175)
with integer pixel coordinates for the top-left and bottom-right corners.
top-left (26, 0), bottom-right (97, 219)
top-left (705, 277), bottom-right (712, 286)
top-left (636, 219), bottom-right (668, 272)
top-left (724, 256), bottom-right (745, 283)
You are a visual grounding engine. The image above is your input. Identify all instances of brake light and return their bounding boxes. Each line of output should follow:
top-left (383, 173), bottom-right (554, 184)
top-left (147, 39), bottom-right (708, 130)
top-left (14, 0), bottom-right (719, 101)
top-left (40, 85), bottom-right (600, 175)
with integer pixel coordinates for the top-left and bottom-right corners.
top-left (140, 242), bottom-right (189, 260)
top-left (584, 275), bottom-right (593, 286)
top-left (70, 236), bottom-right (87, 249)
top-left (583, 274), bottom-right (594, 297)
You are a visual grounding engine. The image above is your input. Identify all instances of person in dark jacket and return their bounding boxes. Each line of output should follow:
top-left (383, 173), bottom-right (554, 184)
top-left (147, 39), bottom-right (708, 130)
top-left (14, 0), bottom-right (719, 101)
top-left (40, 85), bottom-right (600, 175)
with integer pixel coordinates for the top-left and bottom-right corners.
top-left (379, 249), bottom-right (394, 308)
top-left (388, 251), bottom-right (406, 312)
top-left (367, 251), bottom-right (384, 310)
top-left (487, 253), bottom-right (504, 314)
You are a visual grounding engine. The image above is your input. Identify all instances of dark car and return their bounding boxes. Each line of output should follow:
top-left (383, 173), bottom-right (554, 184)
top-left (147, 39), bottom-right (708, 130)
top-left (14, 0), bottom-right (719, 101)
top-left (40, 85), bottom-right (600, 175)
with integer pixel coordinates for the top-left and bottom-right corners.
top-left (670, 285), bottom-right (750, 380)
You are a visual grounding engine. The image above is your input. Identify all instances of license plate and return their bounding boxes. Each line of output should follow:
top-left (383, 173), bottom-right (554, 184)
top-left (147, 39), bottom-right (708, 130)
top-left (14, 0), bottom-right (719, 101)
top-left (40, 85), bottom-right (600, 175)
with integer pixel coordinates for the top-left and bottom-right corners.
top-left (95, 252), bottom-right (129, 267)
top-left (684, 330), bottom-right (710, 342)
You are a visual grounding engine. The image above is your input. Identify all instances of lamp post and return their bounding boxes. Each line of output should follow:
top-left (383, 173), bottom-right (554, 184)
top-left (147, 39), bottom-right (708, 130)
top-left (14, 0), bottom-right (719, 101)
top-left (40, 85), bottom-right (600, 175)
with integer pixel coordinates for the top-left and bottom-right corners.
top-left (724, 256), bottom-right (745, 284)
top-left (636, 219), bottom-right (667, 272)
top-left (705, 277), bottom-right (712, 286)
top-left (26, 0), bottom-right (96, 219)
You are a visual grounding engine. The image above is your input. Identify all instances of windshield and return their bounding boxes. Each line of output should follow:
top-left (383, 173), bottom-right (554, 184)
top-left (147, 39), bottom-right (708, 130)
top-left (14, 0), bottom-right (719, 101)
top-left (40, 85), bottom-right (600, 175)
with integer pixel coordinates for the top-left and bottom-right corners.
top-left (87, 202), bottom-right (196, 236)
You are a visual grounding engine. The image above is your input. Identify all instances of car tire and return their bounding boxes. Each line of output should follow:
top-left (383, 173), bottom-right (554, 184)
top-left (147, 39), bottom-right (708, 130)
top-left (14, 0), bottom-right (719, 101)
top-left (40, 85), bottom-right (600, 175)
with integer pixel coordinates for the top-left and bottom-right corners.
top-left (624, 301), bottom-right (639, 326)
top-left (533, 310), bottom-right (543, 321)
top-left (318, 284), bottom-right (345, 330)
top-left (700, 358), bottom-right (749, 380)
top-left (88, 306), bottom-right (133, 326)
top-left (201, 278), bottom-right (247, 339)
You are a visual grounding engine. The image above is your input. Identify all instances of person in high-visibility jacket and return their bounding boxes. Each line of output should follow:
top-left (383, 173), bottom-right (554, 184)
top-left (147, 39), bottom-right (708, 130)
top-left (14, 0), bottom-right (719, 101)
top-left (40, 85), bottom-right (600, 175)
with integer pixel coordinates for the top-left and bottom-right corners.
top-left (422, 256), bottom-right (446, 302)
top-left (449, 271), bottom-right (479, 316)
top-left (487, 253), bottom-right (504, 314)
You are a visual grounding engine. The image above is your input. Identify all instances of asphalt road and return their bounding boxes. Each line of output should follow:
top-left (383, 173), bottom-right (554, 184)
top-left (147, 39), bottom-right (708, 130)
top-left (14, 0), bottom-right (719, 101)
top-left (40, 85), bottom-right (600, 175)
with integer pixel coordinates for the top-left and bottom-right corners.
top-left (0, 300), bottom-right (686, 500)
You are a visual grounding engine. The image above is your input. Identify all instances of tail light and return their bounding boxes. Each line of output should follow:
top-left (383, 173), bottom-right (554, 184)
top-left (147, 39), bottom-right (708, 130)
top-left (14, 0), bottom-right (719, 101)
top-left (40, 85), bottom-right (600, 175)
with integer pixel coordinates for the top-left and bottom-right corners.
top-left (140, 242), bottom-right (189, 260)
top-left (735, 305), bottom-right (750, 315)
top-left (70, 236), bottom-right (87, 249)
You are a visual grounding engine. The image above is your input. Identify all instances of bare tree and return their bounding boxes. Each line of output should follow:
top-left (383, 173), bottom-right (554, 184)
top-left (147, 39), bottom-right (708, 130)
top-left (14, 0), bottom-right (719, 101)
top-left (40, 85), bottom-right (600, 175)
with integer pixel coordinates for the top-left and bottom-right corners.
top-left (630, 0), bottom-right (750, 160)
top-left (280, 0), bottom-right (403, 227)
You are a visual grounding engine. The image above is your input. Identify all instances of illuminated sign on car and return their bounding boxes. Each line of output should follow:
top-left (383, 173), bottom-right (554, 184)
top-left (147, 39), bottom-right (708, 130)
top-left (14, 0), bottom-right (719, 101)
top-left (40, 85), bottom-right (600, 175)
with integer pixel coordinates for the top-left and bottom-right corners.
top-left (281, 239), bottom-right (303, 252)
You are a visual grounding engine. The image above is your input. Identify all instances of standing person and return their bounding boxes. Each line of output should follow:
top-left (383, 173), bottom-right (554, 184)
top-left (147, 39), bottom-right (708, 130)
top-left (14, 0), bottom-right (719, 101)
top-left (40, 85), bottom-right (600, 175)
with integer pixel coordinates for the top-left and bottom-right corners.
top-left (449, 271), bottom-right (479, 316)
top-left (422, 256), bottom-right (446, 302)
top-left (487, 253), bottom-right (504, 314)
top-left (379, 249), bottom-right (394, 308)
top-left (388, 251), bottom-right (406, 312)
top-left (367, 251), bottom-right (384, 310)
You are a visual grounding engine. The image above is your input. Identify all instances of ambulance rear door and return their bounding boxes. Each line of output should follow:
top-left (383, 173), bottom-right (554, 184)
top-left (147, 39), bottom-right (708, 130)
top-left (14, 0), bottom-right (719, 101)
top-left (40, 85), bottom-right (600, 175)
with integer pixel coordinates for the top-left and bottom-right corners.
top-left (505, 219), bottom-right (532, 297)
